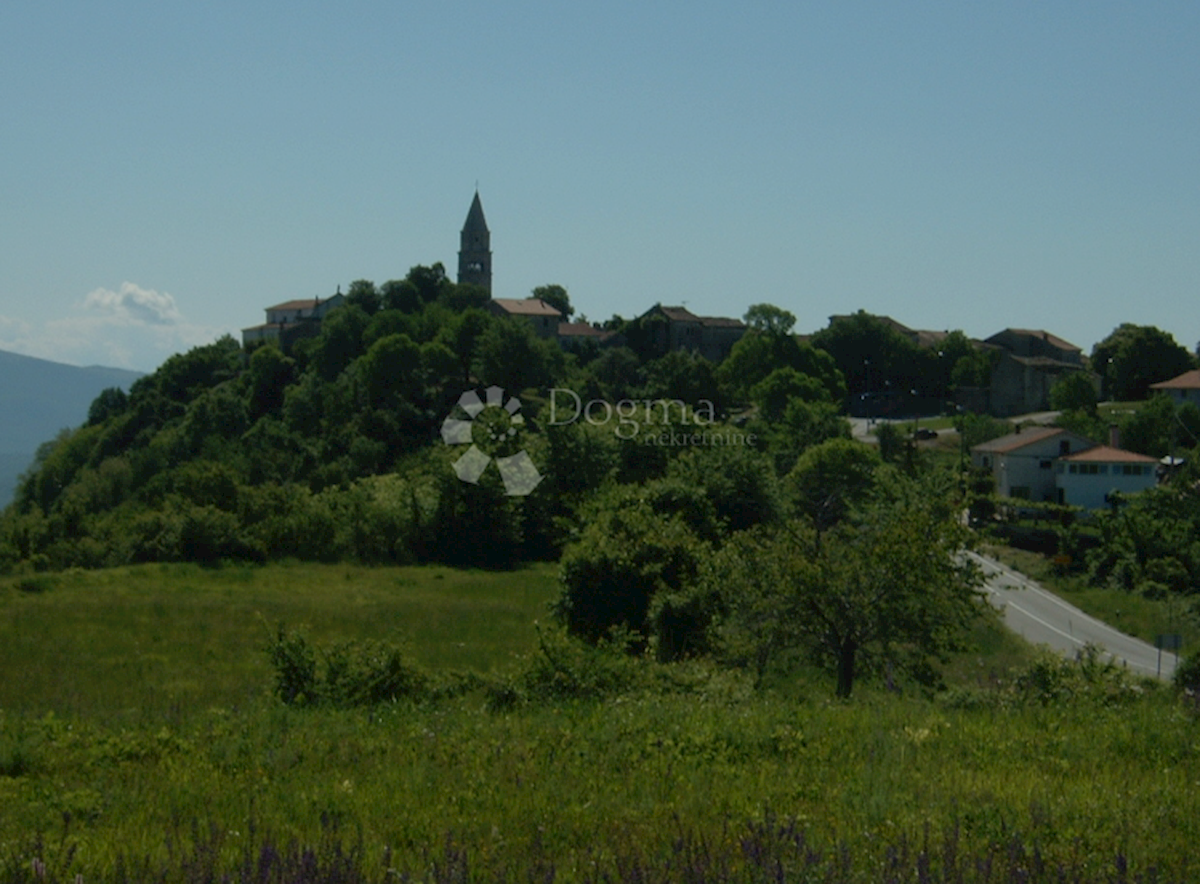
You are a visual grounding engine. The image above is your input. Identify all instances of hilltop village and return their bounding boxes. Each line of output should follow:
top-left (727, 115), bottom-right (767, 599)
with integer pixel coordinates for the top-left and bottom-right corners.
top-left (242, 193), bottom-right (1143, 421)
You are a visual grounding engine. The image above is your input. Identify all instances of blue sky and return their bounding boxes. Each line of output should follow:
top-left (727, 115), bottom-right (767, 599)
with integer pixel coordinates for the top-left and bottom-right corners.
top-left (3, 1), bottom-right (1198, 372)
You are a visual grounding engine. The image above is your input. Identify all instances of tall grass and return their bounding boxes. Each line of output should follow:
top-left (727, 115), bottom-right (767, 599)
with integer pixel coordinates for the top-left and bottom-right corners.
top-left (1, 562), bottom-right (1198, 881)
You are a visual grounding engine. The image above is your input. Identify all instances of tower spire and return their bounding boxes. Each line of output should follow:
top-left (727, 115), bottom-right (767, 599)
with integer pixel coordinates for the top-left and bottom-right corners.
top-left (458, 191), bottom-right (491, 293)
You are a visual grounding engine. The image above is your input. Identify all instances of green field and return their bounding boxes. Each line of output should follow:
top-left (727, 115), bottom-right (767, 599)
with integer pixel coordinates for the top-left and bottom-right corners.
top-left (2, 563), bottom-right (1199, 882)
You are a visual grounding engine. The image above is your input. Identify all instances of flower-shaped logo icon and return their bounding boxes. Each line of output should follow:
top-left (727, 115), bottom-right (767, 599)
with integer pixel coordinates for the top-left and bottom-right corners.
top-left (440, 386), bottom-right (543, 496)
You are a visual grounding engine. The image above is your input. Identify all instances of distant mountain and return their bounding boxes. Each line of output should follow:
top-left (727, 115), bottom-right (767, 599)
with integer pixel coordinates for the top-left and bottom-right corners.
top-left (0, 349), bottom-right (143, 506)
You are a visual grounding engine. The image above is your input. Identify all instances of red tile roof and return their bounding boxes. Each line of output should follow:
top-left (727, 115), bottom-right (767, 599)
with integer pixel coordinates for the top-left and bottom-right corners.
top-left (1060, 445), bottom-right (1157, 464)
top-left (490, 298), bottom-right (563, 317)
top-left (266, 299), bottom-right (319, 311)
top-left (1150, 369), bottom-right (1200, 391)
top-left (971, 426), bottom-right (1066, 454)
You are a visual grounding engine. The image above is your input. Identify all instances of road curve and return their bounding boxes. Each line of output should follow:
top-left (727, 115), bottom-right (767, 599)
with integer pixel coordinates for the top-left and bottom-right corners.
top-left (965, 550), bottom-right (1178, 681)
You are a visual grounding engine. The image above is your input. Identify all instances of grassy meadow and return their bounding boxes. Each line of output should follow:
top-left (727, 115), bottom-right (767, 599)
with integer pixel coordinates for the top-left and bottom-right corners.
top-left (2, 562), bottom-right (1199, 882)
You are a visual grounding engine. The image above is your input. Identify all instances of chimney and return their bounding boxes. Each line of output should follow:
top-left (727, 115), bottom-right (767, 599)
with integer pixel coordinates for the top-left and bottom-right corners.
top-left (1109, 424), bottom-right (1120, 449)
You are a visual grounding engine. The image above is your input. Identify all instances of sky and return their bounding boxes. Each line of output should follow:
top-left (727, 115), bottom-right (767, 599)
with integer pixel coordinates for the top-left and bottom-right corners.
top-left (2, 1), bottom-right (1198, 373)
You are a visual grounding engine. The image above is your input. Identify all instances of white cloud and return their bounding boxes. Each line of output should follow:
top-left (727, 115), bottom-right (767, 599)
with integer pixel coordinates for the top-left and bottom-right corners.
top-left (82, 282), bottom-right (184, 326)
top-left (0, 283), bottom-right (229, 372)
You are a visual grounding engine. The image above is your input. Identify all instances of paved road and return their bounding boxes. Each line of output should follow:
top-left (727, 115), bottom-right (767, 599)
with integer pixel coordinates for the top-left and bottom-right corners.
top-left (965, 550), bottom-right (1178, 680)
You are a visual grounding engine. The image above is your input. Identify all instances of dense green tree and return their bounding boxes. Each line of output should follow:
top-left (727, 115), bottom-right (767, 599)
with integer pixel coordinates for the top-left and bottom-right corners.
top-left (405, 263), bottom-right (451, 305)
top-left (345, 279), bottom-right (381, 315)
top-left (712, 476), bottom-right (982, 696)
top-left (531, 284), bottom-right (573, 319)
top-left (435, 309), bottom-right (494, 386)
top-left (357, 333), bottom-right (422, 407)
top-left (785, 437), bottom-right (880, 540)
top-left (474, 318), bottom-right (563, 394)
top-left (666, 444), bottom-right (781, 534)
top-left (440, 282), bottom-right (491, 312)
top-left (809, 311), bottom-right (925, 397)
top-left (87, 386), bottom-right (129, 426)
top-left (556, 485), bottom-right (712, 651)
top-left (1091, 324), bottom-right (1195, 401)
top-left (718, 327), bottom-right (844, 404)
top-left (308, 305), bottom-right (371, 381)
top-left (638, 350), bottom-right (722, 408)
top-left (247, 346), bottom-right (296, 418)
top-left (581, 346), bottom-right (642, 401)
top-left (1049, 371), bottom-right (1099, 416)
top-left (750, 367), bottom-right (830, 422)
top-left (743, 303), bottom-right (796, 335)
top-left (380, 278), bottom-right (421, 313)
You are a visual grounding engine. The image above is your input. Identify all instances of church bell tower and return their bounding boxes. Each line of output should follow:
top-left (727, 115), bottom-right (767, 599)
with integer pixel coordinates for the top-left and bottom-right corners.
top-left (457, 191), bottom-right (491, 293)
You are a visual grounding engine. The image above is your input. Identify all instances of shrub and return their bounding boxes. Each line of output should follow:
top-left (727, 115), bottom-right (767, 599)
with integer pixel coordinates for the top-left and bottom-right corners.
top-left (266, 625), bottom-right (428, 707)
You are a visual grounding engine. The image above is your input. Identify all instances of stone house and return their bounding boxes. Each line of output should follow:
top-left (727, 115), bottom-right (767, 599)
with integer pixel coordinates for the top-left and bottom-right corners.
top-left (636, 304), bottom-right (746, 363)
top-left (241, 293), bottom-right (346, 351)
top-left (980, 329), bottom-right (1096, 417)
top-left (486, 298), bottom-right (563, 339)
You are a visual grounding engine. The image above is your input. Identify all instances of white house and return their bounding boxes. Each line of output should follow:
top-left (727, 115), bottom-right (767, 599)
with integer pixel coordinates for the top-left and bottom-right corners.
top-left (1149, 369), bottom-right (1200, 408)
top-left (970, 426), bottom-right (1096, 502)
top-left (1056, 445), bottom-right (1158, 509)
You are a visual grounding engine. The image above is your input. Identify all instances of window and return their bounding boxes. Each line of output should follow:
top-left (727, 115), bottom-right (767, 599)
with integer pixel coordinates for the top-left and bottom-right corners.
top-left (1059, 440), bottom-right (1071, 455)
top-left (1039, 459), bottom-right (1053, 470)
top-left (1010, 486), bottom-right (1031, 500)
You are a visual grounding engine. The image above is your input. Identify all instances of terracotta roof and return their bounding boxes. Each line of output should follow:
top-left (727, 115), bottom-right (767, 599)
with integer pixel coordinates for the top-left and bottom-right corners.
top-left (992, 328), bottom-right (1082, 353)
top-left (491, 298), bottom-right (562, 318)
top-left (557, 323), bottom-right (610, 338)
top-left (1060, 445), bottom-right (1158, 464)
top-left (971, 425), bottom-right (1070, 454)
top-left (266, 299), bottom-right (319, 311)
top-left (1150, 369), bottom-right (1200, 391)
top-left (699, 315), bottom-right (746, 328)
top-left (658, 306), bottom-right (701, 322)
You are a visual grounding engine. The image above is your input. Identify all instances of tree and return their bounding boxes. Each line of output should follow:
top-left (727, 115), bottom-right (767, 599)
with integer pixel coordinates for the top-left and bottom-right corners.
top-left (743, 303), bottom-right (796, 335)
top-left (718, 327), bottom-right (845, 403)
top-left (247, 345), bottom-right (296, 417)
top-left (785, 437), bottom-right (880, 540)
top-left (405, 263), bottom-right (451, 305)
top-left (87, 387), bottom-right (129, 426)
top-left (345, 279), bottom-right (381, 315)
top-left (436, 308), bottom-right (495, 386)
top-left (750, 367), bottom-right (830, 422)
top-left (474, 316), bottom-right (563, 393)
top-left (712, 478), bottom-right (983, 696)
top-left (357, 333), bottom-right (421, 406)
top-left (1091, 324), bottom-right (1195, 401)
top-left (531, 284), bottom-right (573, 319)
top-left (809, 311), bottom-right (925, 397)
top-left (1049, 371), bottom-right (1099, 415)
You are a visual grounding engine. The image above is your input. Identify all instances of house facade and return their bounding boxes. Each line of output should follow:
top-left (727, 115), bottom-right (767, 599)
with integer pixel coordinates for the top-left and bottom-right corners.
top-left (981, 329), bottom-right (1095, 417)
top-left (971, 426), bottom-right (1096, 502)
top-left (636, 304), bottom-right (747, 362)
top-left (1056, 446), bottom-right (1158, 509)
top-left (486, 298), bottom-right (563, 338)
top-left (242, 293), bottom-right (346, 351)
top-left (972, 425), bottom-right (1159, 508)
top-left (1149, 369), bottom-right (1200, 407)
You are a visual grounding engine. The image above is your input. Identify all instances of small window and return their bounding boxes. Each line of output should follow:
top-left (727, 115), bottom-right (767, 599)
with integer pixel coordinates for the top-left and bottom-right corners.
top-left (1010, 486), bottom-right (1031, 500)
top-left (1039, 459), bottom-right (1053, 470)
top-left (1059, 440), bottom-right (1070, 455)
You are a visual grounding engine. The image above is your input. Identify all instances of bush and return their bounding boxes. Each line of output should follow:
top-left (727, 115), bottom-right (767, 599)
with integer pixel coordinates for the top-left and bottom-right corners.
top-left (266, 626), bottom-right (428, 707)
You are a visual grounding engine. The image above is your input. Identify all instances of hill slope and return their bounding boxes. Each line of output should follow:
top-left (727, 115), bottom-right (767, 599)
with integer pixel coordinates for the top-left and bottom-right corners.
top-left (0, 349), bottom-right (142, 504)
